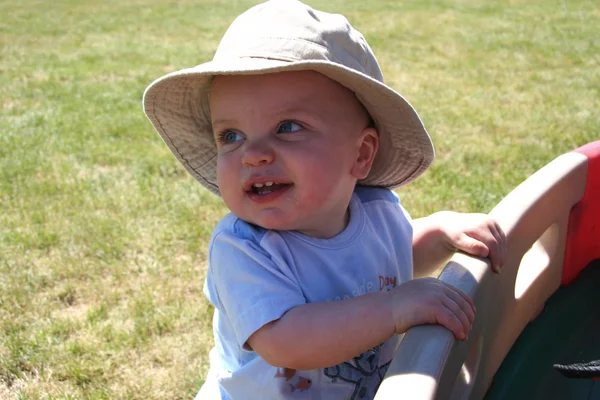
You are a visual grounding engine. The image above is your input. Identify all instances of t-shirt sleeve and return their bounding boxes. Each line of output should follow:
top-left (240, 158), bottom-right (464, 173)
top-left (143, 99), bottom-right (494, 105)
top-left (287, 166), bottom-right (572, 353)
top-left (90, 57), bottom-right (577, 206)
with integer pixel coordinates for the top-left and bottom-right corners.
top-left (204, 228), bottom-right (306, 349)
top-left (390, 189), bottom-right (414, 233)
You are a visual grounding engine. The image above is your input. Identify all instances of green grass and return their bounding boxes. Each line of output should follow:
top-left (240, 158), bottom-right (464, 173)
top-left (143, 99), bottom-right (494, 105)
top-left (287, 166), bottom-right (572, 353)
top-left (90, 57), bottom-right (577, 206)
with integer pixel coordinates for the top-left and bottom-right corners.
top-left (1, 0), bottom-right (598, 398)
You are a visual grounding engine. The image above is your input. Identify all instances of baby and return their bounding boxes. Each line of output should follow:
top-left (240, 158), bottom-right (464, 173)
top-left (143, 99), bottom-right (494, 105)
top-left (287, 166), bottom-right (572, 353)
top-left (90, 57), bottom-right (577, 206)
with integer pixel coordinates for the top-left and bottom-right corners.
top-left (143, 1), bottom-right (506, 399)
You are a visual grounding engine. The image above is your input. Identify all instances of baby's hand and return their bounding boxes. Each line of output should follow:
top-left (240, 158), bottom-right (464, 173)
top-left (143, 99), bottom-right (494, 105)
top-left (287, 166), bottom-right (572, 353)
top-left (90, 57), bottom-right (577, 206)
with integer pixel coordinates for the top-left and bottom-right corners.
top-left (390, 278), bottom-right (475, 340)
top-left (435, 211), bottom-right (506, 273)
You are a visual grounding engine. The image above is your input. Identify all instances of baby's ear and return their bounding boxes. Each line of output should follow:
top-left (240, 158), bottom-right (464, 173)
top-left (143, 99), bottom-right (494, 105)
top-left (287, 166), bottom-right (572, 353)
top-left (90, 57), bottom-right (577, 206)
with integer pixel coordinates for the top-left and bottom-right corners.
top-left (351, 127), bottom-right (379, 179)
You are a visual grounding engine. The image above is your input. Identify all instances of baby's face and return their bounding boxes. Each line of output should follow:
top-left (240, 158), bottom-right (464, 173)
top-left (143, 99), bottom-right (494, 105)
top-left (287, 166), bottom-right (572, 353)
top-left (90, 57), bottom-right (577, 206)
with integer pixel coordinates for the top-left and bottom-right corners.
top-left (210, 71), bottom-right (378, 238)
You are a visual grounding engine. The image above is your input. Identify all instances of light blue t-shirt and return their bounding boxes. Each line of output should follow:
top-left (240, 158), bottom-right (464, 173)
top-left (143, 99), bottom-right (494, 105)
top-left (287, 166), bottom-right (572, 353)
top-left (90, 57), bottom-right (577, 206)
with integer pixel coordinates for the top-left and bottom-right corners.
top-left (199, 187), bottom-right (414, 400)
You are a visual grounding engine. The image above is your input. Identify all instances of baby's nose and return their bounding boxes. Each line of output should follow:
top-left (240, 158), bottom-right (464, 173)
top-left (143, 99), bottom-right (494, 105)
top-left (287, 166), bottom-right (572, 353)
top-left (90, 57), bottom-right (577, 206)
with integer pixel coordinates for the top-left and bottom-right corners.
top-left (241, 140), bottom-right (274, 167)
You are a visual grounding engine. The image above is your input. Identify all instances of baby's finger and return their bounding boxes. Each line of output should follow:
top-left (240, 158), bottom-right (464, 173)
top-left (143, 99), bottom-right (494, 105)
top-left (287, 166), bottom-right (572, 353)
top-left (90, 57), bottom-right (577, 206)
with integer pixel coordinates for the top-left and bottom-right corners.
top-left (443, 285), bottom-right (475, 324)
top-left (495, 222), bottom-right (507, 269)
top-left (455, 234), bottom-right (490, 259)
top-left (441, 281), bottom-right (475, 310)
top-left (442, 297), bottom-right (472, 337)
top-left (489, 223), bottom-right (505, 273)
top-left (436, 304), bottom-right (468, 340)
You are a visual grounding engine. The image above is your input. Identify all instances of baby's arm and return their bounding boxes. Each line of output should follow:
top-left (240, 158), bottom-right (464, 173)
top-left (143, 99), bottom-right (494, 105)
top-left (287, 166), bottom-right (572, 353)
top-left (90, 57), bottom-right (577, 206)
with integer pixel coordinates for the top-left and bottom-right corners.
top-left (412, 211), bottom-right (506, 278)
top-left (247, 291), bottom-right (393, 370)
top-left (247, 277), bottom-right (474, 370)
top-left (208, 226), bottom-right (475, 372)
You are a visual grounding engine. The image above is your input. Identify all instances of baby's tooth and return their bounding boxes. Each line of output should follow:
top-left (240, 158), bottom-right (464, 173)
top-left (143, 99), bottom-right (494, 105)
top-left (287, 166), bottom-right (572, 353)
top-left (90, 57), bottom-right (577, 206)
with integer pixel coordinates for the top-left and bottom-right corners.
top-left (265, 182), bottom-right (273, 187)
top-left (254, 183), bottom-right (264, 188)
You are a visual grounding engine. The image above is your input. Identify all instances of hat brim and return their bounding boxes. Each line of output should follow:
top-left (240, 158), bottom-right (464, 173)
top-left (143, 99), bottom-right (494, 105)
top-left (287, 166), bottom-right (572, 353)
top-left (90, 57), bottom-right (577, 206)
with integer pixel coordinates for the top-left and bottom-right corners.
top-left (143, 58), bottom-right (434, 195)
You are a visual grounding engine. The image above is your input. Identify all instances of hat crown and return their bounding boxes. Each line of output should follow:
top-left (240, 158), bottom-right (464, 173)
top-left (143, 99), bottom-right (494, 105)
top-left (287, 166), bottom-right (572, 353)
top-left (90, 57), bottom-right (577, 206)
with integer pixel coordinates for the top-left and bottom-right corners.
top-left (213, 0), bottom-right (384, 82)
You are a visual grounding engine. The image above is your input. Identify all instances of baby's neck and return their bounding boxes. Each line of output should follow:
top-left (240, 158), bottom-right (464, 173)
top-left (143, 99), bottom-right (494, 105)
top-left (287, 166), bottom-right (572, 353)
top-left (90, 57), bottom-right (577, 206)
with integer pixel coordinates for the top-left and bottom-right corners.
top-left (294, 207), bottom-right (350, 239)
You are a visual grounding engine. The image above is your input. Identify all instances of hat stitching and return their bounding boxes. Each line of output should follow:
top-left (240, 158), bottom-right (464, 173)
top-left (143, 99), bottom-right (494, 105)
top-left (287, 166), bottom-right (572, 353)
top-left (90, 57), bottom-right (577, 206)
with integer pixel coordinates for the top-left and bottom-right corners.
top-left (254, 36), bottom-right (331, 52)
top-left (192, 153), bottom-right (217, 175)
top-left (234, 37), bottom-right (352, 69)
top-left (280, 37), bottom-right (367, 75)
top-left (149, 85), bottom-right (196, 173)
top-left (196, 170), bottom-right (219, 193)
top-left (389, 155), bottom-right (426, 187)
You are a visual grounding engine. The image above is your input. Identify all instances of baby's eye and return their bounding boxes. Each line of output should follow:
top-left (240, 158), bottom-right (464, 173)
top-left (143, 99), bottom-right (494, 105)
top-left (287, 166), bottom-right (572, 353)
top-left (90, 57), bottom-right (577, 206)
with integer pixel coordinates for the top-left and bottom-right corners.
top-left (218, 130), bottom-right (244, 144)
top-left (277, 121), bottom-right (303, 134)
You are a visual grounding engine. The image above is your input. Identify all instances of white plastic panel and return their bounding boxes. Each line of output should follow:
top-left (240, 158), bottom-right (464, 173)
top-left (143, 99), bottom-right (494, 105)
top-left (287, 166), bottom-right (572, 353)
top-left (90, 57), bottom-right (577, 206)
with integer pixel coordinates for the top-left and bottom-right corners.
top-left (376, 152), bottom-right (588, 400)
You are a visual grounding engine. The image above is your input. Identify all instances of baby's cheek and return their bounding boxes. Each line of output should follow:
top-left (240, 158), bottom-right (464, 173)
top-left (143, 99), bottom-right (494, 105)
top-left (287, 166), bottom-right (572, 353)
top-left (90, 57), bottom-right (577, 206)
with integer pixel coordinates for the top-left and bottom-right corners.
top-left (216, 173), bottom-right (241, 210)
top-left (216, 157), bottom-right (236, 186)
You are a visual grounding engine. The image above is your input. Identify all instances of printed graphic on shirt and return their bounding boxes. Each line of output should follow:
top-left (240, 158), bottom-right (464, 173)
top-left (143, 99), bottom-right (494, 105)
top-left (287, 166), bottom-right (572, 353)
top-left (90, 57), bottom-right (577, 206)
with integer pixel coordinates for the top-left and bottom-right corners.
top-left (379, 275), bottom-right (397, 292)
top-left (324, 344), bottom-right (390, 399)
top-left (289, 376), bottom-right (312, 392)
top-left (327, 275), bottom-right (399, 302)
top-left (275, 367), bottom-right (296, 380)
top-left (328, 278), bottom-right (377, 301)
top-left (274, 275), bottom-right (398, 396)
top-left (275, 368), bottom-right (312, 393)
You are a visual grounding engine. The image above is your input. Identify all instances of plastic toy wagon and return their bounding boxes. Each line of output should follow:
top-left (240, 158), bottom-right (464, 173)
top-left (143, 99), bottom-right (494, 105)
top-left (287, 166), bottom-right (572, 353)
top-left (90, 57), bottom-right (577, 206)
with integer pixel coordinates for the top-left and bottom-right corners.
top-left (376, 141), bottom-right (600, 399)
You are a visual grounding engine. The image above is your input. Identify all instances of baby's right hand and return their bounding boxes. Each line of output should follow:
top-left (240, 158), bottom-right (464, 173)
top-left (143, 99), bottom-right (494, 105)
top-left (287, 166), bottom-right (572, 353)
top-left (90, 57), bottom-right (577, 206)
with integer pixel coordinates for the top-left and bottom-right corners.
top-left (389, 278), bottom-right (475, 340)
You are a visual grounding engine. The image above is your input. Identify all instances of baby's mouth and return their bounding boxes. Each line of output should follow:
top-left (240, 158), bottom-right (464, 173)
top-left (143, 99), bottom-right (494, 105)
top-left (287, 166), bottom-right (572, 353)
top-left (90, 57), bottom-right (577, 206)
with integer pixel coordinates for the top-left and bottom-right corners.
top-left (249, 181), bottom-right (292, 195)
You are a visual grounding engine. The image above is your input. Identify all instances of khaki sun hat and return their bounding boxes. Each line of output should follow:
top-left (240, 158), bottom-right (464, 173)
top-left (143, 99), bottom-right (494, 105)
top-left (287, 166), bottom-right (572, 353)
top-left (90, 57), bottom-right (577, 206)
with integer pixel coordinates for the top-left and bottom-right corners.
top-left (143, 0), bottom-right (434, 196)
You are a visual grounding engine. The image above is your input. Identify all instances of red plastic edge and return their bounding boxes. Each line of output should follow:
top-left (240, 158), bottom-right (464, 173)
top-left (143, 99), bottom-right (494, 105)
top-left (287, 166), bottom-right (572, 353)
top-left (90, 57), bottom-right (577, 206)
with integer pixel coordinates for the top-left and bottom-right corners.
top-left (561, 141), bottom-right (600, 286)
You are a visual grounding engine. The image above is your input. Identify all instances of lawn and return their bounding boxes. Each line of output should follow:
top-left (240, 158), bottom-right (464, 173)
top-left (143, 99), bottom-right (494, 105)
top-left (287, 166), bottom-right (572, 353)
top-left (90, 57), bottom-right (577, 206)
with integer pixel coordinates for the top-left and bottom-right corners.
top-left (1, 0), bottom-right (598, 398)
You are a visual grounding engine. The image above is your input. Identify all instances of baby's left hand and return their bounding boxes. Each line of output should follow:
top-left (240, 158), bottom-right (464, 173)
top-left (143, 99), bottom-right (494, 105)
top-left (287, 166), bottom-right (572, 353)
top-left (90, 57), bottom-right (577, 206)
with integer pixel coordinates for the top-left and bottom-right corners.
top-left (434, 211), bottom-right (506, 273)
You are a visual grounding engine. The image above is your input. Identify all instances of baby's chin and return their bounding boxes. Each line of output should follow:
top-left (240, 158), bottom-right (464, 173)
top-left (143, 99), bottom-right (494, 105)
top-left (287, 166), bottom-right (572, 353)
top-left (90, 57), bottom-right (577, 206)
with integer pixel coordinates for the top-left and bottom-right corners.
top-left (235, 211), bottom-right (305, 232)
top-left (239, 215), bottom-right (338, 238)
